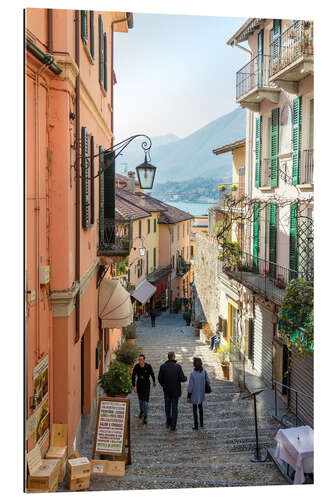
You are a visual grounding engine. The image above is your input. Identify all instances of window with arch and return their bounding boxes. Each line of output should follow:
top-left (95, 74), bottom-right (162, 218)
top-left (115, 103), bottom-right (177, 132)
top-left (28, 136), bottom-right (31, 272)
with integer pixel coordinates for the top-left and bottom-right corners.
top-left (279, 104), bottom-right (292, 154)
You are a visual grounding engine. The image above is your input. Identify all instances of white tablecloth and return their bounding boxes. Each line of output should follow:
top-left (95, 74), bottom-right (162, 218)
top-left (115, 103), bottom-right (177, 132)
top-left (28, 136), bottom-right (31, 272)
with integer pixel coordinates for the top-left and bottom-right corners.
top-left (274, 425), bottom-right (314, 484)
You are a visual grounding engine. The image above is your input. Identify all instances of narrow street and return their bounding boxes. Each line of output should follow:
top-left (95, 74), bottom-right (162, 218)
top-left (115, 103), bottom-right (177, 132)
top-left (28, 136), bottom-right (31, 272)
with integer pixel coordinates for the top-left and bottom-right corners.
top-left (68, 312), bottom-right (287, 491)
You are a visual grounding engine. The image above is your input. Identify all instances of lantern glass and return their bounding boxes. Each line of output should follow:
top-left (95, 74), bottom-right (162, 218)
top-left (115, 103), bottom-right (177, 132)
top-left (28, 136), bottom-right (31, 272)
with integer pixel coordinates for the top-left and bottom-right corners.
top-left (139, 246), bottom-right (146, 256)
top-left (136, 160), bottom-right (156, 189)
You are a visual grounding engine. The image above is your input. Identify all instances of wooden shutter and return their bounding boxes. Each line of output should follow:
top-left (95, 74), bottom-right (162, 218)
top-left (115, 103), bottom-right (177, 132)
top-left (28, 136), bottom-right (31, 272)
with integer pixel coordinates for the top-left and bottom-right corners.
top-left (270, 107), bottom-right (279, 187)
top-left (272, 19), bottom-right (281, 57)
top-left (154, 218), bottom-right (157, 232)
top-left (98, 15), bottom-right (103, 86)
top-left (103, 32), bottom-right (107, 92)
top-left (253, 202), bottom-right (260, 271)
top-left (255, 116), bottom-right (262, 188)
top-left (81, 11), bottom-right (88, 44)
top-left (292, 96), bottom-right (302, 185)
top-left (257, 29), bottom-right (264, 87)
top-left (269, 203), bottom-right (277, 278)
top-left (153, 248), bottom-right (156, 269)
top-left (81, 127), bottom-right (89, 228)
top-left (289, 203), bottom-right (298, 278)
top-left (90, 11), bottom-right (94, 59)
top-left (98, 146), bottom-right (104, 242)
top-left (248, 318), bottom-right (254, 361)
top-left (146, 250), bottom-right (149, 275)
top-left (139, 220), bottom-right (142, 238)
top-left (90, 136), bottom-right (95, 225)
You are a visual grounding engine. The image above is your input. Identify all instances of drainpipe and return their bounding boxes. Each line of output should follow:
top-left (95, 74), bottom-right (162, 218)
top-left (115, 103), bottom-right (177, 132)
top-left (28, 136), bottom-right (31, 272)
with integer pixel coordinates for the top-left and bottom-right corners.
top-left (48, 9), bottom-right (53, 53)
top-left (75, 10), bottom-right (81, 341)
top-left (35, 56), bottom-right (54, 360)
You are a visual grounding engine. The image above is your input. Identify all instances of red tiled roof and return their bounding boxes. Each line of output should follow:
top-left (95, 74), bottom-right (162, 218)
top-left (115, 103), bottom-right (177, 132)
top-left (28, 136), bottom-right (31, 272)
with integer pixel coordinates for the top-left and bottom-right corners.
top-left (115, 194), bottom-right (150, 221)
top-left (115, 172), bottom-right (140, 186)
top-left (116, 188), bottom-right (168, 213)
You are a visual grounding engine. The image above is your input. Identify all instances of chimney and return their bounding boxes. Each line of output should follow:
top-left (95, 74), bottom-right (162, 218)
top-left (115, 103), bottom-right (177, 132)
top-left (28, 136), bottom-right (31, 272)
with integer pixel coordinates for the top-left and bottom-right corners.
top-left (127, 171), bottom-right (136, 193)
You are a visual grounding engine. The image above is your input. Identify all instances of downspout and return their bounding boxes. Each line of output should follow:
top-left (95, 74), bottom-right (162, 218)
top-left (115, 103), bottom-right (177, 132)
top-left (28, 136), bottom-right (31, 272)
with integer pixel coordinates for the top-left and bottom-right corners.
top-left (75, 10), bottom-right (81, 341)
top-left (48, 9), bottom-right (53, 53)
top-left (35, 56), bottom-right (54, 360)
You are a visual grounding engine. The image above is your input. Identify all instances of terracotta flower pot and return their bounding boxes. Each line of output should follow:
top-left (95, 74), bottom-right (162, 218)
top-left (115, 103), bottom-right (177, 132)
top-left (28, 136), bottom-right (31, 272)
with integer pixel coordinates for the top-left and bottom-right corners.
top-left (126, 338), bottom-right (136, 347)
top-left (221, 363), bottom-right (230, 380)
top-left (194, 328), bottom-right (200, 336)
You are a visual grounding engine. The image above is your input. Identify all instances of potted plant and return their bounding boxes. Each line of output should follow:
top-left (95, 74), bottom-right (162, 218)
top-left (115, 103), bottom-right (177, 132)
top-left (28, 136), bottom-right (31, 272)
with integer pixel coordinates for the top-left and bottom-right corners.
top-left (114, 342), bottom-right (139, 371)
top-left (124, 323), bottom-right (136, 346)
top-left (193, 319), bottom-right (201, 336)
top-left (99, 361), bottom-right (133, 397)
top-left (183, 310), bottom-right (192, 326)
top-left (274, 274), bottom-right (286, 289)
top-left (173, 297), bottom-right (182, 313)
top-left (215, 343), bottom-right (230, 380)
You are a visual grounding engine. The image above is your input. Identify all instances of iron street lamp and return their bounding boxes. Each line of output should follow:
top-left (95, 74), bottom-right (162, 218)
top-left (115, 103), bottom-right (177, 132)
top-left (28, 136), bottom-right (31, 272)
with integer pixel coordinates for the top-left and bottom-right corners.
top-left (136, 153), bottom-right (157, 190)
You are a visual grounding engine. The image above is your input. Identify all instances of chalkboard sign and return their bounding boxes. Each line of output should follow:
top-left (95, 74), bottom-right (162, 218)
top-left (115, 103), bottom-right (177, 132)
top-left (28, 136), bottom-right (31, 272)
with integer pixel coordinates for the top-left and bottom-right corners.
top-left (92, 397), bottom-right (131, 463)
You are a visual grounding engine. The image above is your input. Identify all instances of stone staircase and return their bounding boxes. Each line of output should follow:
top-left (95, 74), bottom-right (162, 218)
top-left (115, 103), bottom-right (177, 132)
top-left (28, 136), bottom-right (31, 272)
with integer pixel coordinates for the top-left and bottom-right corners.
top-left (66, 312), bottom-right (287, 491)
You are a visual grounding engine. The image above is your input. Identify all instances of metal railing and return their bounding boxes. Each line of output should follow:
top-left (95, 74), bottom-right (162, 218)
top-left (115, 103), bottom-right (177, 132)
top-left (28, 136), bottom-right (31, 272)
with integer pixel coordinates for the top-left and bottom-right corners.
top-left (273, 379), bottom-right (313, 428)
top-left (176, 255), bottom-right (191, 277)
top-left (269, 20), bottom-right (314, 77)
top-left (261, 158), bottom-right (271, 187)
top-left (97, 219), bottom-right (132, 256)
top-left (236, 54), bottom-right (272, 100)
top-left (217, 246), bottom-right (301, 305)
top-left (299, 149), bottom-right (314, 184)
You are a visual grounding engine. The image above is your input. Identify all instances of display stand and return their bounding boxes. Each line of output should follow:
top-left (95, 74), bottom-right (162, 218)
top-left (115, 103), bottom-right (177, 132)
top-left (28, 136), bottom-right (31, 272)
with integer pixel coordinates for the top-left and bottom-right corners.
top-left (242, 388), bottom-right (267, 462)
top-left (92, 397), bottom-right (131, 465)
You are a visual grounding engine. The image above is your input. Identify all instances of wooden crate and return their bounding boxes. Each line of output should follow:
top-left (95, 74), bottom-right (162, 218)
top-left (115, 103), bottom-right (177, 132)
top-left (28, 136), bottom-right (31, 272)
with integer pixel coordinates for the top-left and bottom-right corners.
top-left (26, 445), bottom-right (60, 493)
top-left (91, 459), bottom-right (125, 477)
top-left (66, 457), bottom-right (91, 491)
top-left (45, 423), bottom-right (68, 483)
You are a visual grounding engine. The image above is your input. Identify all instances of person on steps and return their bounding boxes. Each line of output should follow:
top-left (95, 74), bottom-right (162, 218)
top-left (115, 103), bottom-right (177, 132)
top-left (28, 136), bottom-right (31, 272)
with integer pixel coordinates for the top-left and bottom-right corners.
top-left (187, 357), bottom-right (211, 430)
top-left (150, 308), bottom-right (157, 327)
top-left (132, 354), bottom-right (156, 425)
top-left (158, 351), bottom-right (187, 431)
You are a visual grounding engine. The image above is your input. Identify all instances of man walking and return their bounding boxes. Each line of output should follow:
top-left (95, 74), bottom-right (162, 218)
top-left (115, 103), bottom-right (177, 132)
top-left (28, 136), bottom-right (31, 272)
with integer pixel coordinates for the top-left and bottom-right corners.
top-left (158, 352), bottom-right (187, 431)
top-left (150, 308), bottom-right (157, 327)
top-left (132, 354), bottom-right (156, 425)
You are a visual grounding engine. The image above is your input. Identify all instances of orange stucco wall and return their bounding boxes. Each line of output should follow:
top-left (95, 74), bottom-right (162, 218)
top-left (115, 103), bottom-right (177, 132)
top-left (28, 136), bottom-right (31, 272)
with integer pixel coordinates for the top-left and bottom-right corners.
top-left (25, 7), bottom-right (130, 456)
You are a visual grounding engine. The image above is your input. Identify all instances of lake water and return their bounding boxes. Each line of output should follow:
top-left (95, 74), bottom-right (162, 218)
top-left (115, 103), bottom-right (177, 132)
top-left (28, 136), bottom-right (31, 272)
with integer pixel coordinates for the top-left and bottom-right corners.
top-left (166, 201), bottom-right (217, 216)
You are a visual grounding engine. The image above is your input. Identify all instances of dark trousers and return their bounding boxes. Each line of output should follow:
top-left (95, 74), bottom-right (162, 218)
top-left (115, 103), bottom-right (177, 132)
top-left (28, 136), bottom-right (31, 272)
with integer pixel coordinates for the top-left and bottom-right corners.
top-left (151, 316), bottom-right (155, 327)
top-left (138, 398), bottom-right (148, 418)
top-left (193, 403), bottom-right (203, 427)
top-left (164, 395), bottom-right (179, 430)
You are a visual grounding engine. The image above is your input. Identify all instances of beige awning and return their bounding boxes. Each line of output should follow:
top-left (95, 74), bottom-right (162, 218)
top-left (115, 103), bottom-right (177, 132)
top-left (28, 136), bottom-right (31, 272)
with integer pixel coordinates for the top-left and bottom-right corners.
top-left (99, 279), bottom-right (133, 328)
top-left (131, 279), bottom-right (156, 305)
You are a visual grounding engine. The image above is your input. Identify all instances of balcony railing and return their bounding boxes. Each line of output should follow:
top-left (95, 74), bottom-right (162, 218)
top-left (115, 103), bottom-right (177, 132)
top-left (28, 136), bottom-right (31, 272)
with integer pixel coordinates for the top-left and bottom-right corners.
top-left (236, 54), bottom-right (272, 100)
top-left (176, 256), bottom-right (191, 277)
top-left (261, 158), bottom-right (271, 187)
top-left (97, 219), bottom-right (132, 256)
top-left (299, 149), bottom-right (314, 185)
top-left (217, 247), bottom-right (302, 305)
top-left (269, 20), bottom-right (313, 77)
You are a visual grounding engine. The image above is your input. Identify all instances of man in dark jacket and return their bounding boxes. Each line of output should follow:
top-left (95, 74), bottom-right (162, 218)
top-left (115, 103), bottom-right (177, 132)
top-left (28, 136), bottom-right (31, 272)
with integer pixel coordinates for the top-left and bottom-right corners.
top-left (158, 351), bottom-right (187, 431)
top-left (132, 354), bottom-right (156, 425)
top-left (150, 308), bottom-right (157, 327)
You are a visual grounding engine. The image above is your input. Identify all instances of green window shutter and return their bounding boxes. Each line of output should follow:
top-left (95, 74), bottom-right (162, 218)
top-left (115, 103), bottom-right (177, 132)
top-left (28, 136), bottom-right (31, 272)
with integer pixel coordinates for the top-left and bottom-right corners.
top-left (148, 219), bottom-right (150, 233)
top-left (270, 108), bottom-right (279, 187)
top-left (98, 146), bottom-right (104, 242)
top-left (90, 11), bottom-right (94, 59)
top-left (272, 19), bottom-right (281, 58)
top-left (253, 202), bottom-right (260, 271)
top-left (255, 116), bottom-right (262, 187)
top-left (90, 136), bottom-right (95, 225)
top-left (154, 218), bottom-right (157, 232)
top-left (289, 203), bottom-right (298, 278)
top-left (81, 127), bottom-right (89, 228)
top-left (98, 15), bottom-right (103, 85)
top-left (292, 96), bottom-right (302, 185)
top-left (128, 268), bottom-right (130, 283)
top-left (139, 220), bottom-right (142, 238)
top-left (103, 33), bottom-right (107, 92)
top-left (81, 11), bottom-right (88, 44)
top-left (257, 29), bottom-right (264, 87)
top-left (153, 248), bottom-right (156, 269)
top-left (269, 203), bottom-right (277, 278)
top-left (146, 250), bottom-right (149, 275)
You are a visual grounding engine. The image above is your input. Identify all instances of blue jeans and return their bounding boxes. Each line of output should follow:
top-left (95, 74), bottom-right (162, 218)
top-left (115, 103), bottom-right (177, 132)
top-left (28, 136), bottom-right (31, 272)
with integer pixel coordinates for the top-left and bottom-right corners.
top-left (164, 395), bottom-right (179, 430)
top-left (139, 399), bottom-right (148, 418)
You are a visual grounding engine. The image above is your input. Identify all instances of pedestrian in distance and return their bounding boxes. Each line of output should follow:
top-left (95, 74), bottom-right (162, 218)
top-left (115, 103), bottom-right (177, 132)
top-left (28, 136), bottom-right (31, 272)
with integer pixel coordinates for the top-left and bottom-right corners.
top-left (132, 354), bottom-right (156, 425)
top-left (210, 323), bottom-right (219, 350)
top-left (158, 351), bottom-right (187, 431)
top-left (187, 357), bottom-right (211, 430)
top-left (150, 308), bottom-right (157, 327)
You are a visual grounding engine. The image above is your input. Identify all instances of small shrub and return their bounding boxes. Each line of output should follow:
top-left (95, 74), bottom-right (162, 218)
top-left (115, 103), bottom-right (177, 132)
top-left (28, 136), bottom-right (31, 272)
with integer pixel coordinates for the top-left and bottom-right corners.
top-left (124, 323), bottom-right (136, 339)
top-left (215, 343), bottom-right (230, 364)
top-left (99, 361), bottom-right (133, 397)
top-left (114, 342), bottom-right (139, 366)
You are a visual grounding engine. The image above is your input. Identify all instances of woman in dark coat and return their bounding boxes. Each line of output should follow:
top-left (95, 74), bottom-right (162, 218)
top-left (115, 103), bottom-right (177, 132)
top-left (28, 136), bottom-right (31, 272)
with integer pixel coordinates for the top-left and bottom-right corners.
top-left (187, 357), bottom-right (211, 430)
top-left (132, 354), bottom-right (156, 424)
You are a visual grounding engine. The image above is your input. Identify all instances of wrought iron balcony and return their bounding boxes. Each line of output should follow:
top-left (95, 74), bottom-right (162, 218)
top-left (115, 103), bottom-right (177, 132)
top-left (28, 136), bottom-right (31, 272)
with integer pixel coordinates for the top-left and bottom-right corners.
top-left (236, 55), bottom-right (279, 108)
top-left (269, 21), bottom-right (313, 84)
top-left (176, 255), bottom-right (191, 277)
top-left (299, 149), bottom-right (314, 185)
top-left (217, 247), bottom-right (303, 305)
top-left (97, 219), bottom-right (132, 257)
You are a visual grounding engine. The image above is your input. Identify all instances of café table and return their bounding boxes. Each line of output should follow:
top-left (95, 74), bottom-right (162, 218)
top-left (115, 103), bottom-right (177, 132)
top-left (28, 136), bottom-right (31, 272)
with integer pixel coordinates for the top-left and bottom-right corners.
top-left (274, 425), bottom-right (314, 484)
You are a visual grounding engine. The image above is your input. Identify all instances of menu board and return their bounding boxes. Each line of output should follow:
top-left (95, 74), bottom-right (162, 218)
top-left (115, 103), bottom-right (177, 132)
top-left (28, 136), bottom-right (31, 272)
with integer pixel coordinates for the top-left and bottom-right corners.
top-left (93, 398), bottom-right (129, 456)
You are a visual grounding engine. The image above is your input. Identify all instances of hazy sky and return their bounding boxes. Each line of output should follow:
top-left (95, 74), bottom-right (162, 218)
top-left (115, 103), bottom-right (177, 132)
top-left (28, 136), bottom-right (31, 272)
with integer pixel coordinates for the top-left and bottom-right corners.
top-left (113, 13), bottom-right (247, 141)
